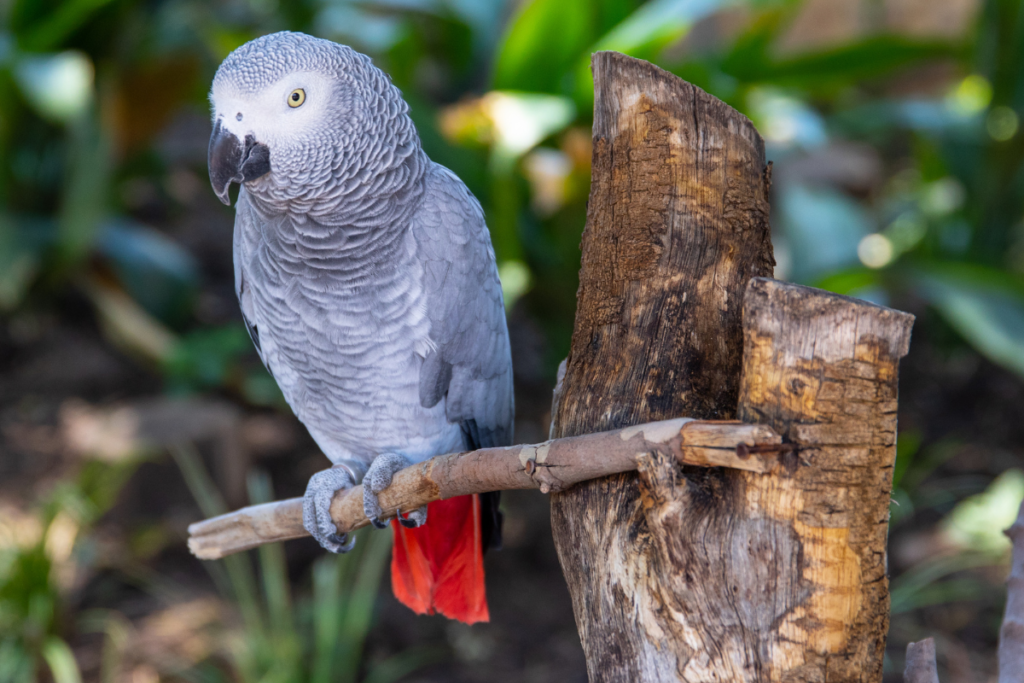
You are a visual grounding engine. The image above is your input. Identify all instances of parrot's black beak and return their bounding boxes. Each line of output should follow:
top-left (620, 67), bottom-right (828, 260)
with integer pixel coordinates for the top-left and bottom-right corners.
top-left (208, 118), bottom-right (271, 206)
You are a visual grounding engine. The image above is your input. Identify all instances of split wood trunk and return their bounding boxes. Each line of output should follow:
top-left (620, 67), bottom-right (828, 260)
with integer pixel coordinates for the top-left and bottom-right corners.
top-left (550, 51), bottom-right (913, 682)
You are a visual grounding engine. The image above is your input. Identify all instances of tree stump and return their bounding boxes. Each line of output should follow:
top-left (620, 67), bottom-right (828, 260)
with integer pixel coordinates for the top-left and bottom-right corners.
top-left (550, 51), bottom-right (774, 680)
top-left (551, 52), bottom-right (914, 682)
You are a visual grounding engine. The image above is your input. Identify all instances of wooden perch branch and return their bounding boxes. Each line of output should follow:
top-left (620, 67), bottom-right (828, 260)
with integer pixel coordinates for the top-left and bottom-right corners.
top-left (188, 418), bottom-right (780, 560)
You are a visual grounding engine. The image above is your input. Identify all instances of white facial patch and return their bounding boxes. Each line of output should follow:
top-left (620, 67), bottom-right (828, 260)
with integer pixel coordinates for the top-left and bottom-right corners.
top-left (210, 71), bottom-right (335, 150)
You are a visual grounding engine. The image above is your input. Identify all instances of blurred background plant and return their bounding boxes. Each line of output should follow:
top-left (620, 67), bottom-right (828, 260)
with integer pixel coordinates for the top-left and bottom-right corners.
top-left (2, 0), bottom-right (1024, 681)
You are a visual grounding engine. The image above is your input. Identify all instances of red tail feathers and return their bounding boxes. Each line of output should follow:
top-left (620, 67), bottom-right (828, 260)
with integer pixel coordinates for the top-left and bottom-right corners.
top-left (390, 494), bottom-right (489, 624)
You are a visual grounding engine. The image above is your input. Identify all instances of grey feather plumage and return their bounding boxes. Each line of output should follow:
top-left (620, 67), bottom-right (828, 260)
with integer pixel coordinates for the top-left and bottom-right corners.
top-left (215, 32), bottom-right (513, 497)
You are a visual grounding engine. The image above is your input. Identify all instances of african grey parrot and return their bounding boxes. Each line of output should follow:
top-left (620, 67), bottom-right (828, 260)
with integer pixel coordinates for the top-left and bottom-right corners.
top-left (207, 31), bottom-right (512, 623)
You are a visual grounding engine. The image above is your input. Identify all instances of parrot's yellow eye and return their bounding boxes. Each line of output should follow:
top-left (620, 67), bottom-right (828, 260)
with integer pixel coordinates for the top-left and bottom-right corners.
top-left (288, 89), bottom-right (306, 108)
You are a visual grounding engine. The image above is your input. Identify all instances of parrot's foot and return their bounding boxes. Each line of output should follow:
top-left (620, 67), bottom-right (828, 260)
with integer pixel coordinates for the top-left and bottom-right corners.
top-left (363, 453), bottom-right (428, 529)
top-left (302, 465), bottom-right (356, 553)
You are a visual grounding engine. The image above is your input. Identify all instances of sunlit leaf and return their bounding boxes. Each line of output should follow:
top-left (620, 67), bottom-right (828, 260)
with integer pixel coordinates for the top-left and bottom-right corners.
top-left (488, 91), bottom-right (576, 168)
top-left (493, 0), bottom-right (598, 93)
top-left (943, 468), bottom-right (1024, 557)
top-left (13, 52), bottom-right (93, 123)
top-left (574, 0), bottom-right (740, 104)
top-left (41, 637), bottom-right (81, 683)
top-left (746, 87), bottom-right (828, 148)
top-left (493, 0), bottom-right (635, 94)
top-left (498, 259), bottom-right (532, 310)
top-left (81, 277), bottom-right (177, 363)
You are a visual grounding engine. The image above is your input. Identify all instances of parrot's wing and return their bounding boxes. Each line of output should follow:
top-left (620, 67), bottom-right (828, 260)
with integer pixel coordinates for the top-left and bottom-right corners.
top-left (234, 193), bottom-right (268, 369)
top-left (415, 164), bottom-right (514, 452)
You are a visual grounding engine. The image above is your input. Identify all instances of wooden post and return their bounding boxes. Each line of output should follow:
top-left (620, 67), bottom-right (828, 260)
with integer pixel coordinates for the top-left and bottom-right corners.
top-left (550, 51), bottom-right (774, 680)
top-left (731, 279), bottom-right (913, 679)
top-left (550, 52), bottom-right (914, 681)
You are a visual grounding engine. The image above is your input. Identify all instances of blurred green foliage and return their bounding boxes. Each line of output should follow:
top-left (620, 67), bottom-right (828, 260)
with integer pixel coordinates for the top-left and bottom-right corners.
top-left (0, 458), bottom-right (140, 683)
top-left (171, 444), bottom-right (432, 683)
top-left (4, 0), bottom-right (1024, 679)
top-left (3, 0), bottom-right (1024, 381)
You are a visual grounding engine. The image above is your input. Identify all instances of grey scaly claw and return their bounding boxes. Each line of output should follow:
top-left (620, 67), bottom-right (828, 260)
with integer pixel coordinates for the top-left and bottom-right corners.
top-left (303, 465), bottom-right (356, 553)
top-left (397, 506), bottom-right (428, 529)
top-left (363, 453), bottom-right (418, 528)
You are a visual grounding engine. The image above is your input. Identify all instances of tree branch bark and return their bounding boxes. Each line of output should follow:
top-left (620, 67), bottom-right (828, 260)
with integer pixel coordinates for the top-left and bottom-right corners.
top-left (549, 50), bottom-right (776, 682)
top-left (187, 418), bottom-right (780, 559)
top-left (905, 639), bottom-right (939, 683)
top-left (999, 499), bottom-right (1024, 682)
top-left (547, 51), bottom-right (914, 682)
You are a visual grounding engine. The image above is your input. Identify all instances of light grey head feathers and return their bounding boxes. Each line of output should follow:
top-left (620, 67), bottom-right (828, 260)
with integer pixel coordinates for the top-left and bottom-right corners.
top-left (209, 32), bottom-right (426, 223)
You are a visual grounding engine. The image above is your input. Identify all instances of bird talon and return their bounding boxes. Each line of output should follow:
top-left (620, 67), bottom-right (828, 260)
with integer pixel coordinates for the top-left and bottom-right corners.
top-left (303, 466), bottom-right (357, 554)
top-left (363, 453), bottom-right (413, 530)
top-left (326, 533), bottom-right (355, 553)
top-left (397, 506), bottom-right (427, 529)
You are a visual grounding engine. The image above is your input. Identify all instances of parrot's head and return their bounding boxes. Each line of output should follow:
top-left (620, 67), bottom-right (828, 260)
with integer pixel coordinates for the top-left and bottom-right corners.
top-left (208, 32), bottom-right (422, 211)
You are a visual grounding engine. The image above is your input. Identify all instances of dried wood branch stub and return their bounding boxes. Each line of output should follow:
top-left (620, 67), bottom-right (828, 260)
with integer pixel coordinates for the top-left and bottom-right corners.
top-left (999, 499), bottom-right (1024, 682)
top-left (549, 51), bottom-right (775, 682)
top-left (187, 418), bottom-right (781, 559)
top-left (905, 639), bottom-right (940, 683)
top-left (732, 278), bottom-right (913, 679)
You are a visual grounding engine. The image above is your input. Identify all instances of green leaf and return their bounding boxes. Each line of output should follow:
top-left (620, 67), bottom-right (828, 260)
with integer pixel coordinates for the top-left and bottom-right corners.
top-left (574, 0), bottom-right (740, 105)
top-left (493, 0), bottom-right (636, 94)
top-left (13, 52), bottom-right (94, 123)
top-left (41, 637), bottom-right (82, 683)
top-left (889, 552), bottom-right (996, 614)
top-left (912, 263), bottom-right (1024, 379)
top-left (777, 184), bottom-right (874, 283)
top-left (19, 0), bottom-right (117, 52)
top-left (813, 267), bottom-right (882, 296)
top-left (943, 468), bottom-right (1024, 557)
top-left (0, 213), bottom-right (49, 312)
top-left (97, 220), bottom-right (199, 326)
top-left (492, 0), bottom-right (599, 93)
top-left (732, 36), bottom-right (963, 89)
top-left (163, 325), bottom-right (253, 392)
top-left (247, 472), bottom-right (294, 638)
top-left (891, 430), bottom-right (923, 492)
top-left (336, 528), bottom-right (391, 679)
top-left (57, 114), bottom-right (111, 268)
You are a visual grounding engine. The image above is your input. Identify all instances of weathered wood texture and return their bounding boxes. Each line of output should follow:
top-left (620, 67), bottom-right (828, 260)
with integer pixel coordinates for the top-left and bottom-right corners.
top-left (550, 51), bottom-right (775, 681)
top-left (905, 639), bottom-right (940, 683)
top-left (551, 51), bottom-right (914, 682)
top-left (187, 418), bottom-right (782, 559)
top-left (728, 278), bottom-right (912, 680)
top-left (999, 499), bottom-right (1024, 682)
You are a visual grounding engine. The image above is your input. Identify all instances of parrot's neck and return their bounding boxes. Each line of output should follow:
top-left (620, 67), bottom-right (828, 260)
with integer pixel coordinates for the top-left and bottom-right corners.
top-left (246, 145), bottom-right (430, 232)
